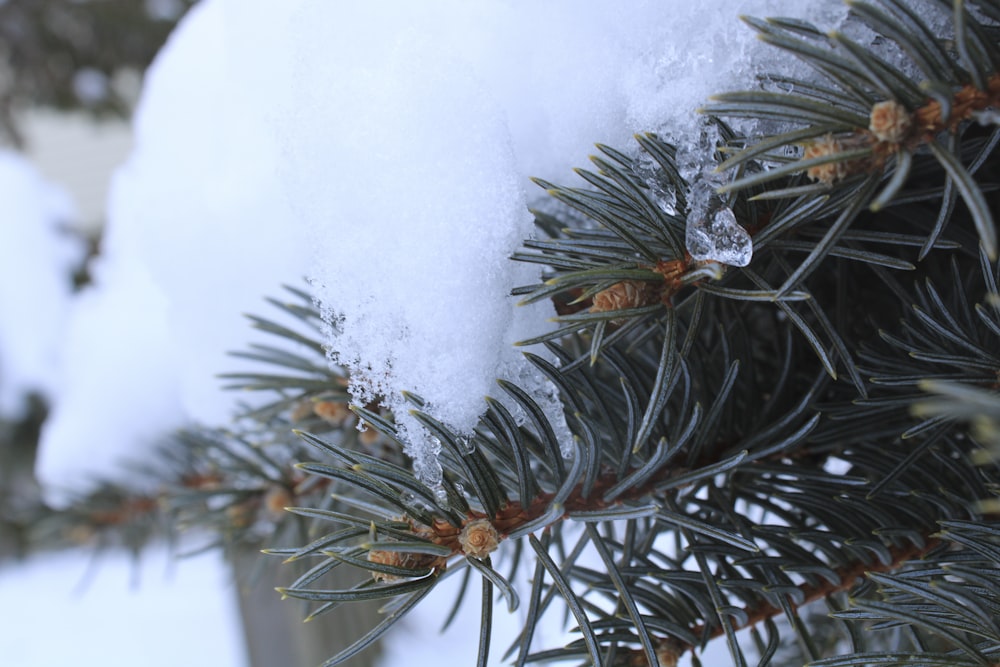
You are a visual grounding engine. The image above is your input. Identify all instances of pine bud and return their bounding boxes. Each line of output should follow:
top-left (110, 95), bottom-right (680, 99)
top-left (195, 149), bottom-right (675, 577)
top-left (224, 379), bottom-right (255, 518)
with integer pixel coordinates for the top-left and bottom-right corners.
top-left (313, 399), bottom-right (350, 424)
top-left (458, 518), bottom-right (500, 559)
top-left (263, 484), bottom-right (293, 519)
top-left (367, 546), bottom-right (447, 582)
top-left (869, 100), bottom-right (912, 144)
top-left (803, 134), bottom-right (849, 185)
top-left (591, 280), bottom-right (658, 314)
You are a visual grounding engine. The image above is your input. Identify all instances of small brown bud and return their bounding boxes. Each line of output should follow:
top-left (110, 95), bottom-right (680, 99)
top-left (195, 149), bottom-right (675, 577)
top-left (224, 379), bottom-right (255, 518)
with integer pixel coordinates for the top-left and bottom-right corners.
top-left (591, 280), bottom-right (658, 314)
top-left (263, 485), bottom-right (293, 519)
top-left (458, 519), bottom-right (500, 559)
top-left (655, 640), bottom-right (681, 667)
top-left (313, 400), bottom-right (350, 424)
top-left (367, 546), bottom-right (447, 582)
top-left (803, 133), bottom-right (849, 185)
top-left (869, 100), bottom-right (912, 143)
top-left (368, 519), bottom-right (449, 582)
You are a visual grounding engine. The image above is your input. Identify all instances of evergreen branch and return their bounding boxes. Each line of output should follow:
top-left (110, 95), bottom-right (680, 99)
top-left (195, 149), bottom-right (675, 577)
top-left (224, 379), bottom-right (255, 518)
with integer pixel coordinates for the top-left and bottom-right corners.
top-left (64, 5), bottom-right (996, 667)
top-left (811, 521), bottom-right (1000, 666)
top-left (701, 538), bottom-right (942, 648)
top-left (315, 585), bottom-right (435, 667)
top-left (708, 3), bottom-right (1000, 261)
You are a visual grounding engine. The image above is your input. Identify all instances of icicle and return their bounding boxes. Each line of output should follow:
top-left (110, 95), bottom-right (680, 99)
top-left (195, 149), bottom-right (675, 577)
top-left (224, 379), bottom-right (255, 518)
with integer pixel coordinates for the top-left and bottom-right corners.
top-left (677, 124), bottom-right (753, 268)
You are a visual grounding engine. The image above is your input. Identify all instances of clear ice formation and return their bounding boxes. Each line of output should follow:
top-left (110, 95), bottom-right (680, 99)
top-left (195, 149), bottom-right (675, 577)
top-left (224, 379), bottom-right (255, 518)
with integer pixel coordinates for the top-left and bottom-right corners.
top-left (674, 124), bottom-right (753, 269)
top-left (685, 203), bottom-right (753, 267)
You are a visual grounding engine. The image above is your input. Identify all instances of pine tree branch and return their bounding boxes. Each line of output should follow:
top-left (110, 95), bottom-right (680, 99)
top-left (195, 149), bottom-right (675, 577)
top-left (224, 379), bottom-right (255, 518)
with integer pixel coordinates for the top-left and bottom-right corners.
top-left (697, 536), bottom-right (942, 645)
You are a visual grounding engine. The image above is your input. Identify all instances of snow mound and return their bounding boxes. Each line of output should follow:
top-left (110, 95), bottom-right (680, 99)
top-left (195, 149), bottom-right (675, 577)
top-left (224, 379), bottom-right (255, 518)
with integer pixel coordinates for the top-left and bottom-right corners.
top-left (40, 0), bottom-right (848, 491)
top-left (0, 151), bottom-right (78, 418)
top-left (38, 0), bottom-right (310, 495)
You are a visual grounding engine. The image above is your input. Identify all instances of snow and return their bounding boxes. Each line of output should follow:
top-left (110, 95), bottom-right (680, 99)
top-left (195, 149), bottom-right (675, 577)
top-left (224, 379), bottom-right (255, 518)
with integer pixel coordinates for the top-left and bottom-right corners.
top-left (0, 544), bottom-right (245, 667)
top-left (0, 151), bottom-right (79, 418)
top-left (21, 111), bottom-right (133, 231)
top-left (37, 255), bottom-right (185, 497)
top-left (0, 539), bottom-right (720, 667)
top-left (38, 0), bottom-right (311, 495)
top-left (251, 0), bottom-right (846, 483)
top-left (270, 2), bottom-right (558, 483)
top-left (32, 0), bottom-right (845, 491)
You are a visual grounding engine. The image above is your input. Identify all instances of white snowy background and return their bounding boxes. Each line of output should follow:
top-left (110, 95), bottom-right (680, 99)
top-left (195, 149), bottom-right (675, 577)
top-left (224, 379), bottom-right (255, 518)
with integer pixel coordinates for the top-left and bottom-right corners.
top-left (0, 152), bottom-right (78, 418)
top-left (0, 0), bottom-right (848, 665)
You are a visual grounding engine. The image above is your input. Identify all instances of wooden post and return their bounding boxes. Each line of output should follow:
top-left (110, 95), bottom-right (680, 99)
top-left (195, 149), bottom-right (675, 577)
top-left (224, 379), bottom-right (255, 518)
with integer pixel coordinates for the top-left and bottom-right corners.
top-left (231, 543), bottom-right (384, 667)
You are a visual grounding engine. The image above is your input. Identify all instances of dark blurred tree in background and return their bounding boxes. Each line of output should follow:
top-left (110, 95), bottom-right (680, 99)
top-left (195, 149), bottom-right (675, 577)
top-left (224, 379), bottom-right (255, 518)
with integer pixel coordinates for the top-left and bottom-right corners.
top-left (0, 0), bottom-right (196, 147)
top-left (0, 0), bottom-right (194, 556)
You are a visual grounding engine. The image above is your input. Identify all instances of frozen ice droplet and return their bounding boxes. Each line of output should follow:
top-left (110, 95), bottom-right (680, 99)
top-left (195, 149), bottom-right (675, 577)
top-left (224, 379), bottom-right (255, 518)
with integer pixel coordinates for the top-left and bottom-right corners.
top-left (685, 205), bottom-right (753, 267)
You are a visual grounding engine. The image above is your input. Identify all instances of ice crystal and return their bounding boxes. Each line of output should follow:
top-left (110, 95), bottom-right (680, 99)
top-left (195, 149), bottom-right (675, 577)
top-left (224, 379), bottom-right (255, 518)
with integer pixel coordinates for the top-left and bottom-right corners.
top-left (686, 204), bottom-right (753, 267)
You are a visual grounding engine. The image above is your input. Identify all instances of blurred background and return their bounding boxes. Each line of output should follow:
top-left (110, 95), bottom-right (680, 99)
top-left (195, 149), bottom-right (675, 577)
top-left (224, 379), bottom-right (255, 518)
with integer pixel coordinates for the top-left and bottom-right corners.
top-left (1, 0), bottom-right (195, 222)
top-left (0, 0), bottom-right (195, 552)
top-left (0, 0), bottom-right (197, 552)
top-left (0, 2), bottom-right (246, 666)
